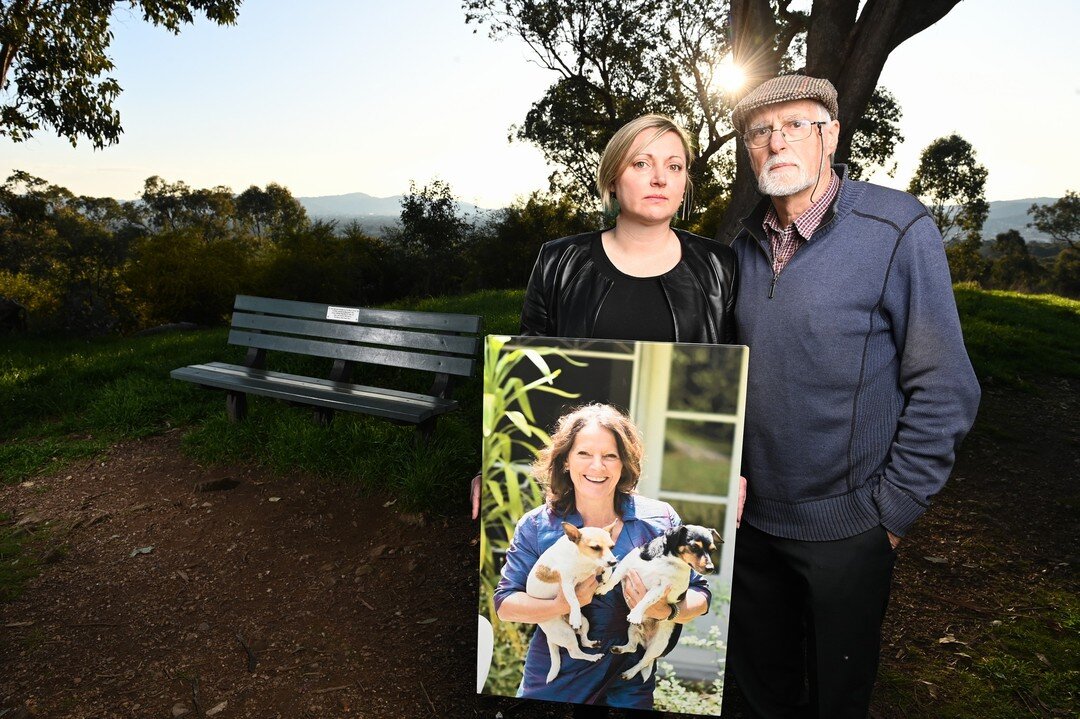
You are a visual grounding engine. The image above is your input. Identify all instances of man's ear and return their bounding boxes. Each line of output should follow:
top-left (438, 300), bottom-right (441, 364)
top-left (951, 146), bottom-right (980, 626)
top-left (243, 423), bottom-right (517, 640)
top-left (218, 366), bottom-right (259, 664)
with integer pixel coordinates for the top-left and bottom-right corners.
top-left (825, 118), bottom-right (840, 157)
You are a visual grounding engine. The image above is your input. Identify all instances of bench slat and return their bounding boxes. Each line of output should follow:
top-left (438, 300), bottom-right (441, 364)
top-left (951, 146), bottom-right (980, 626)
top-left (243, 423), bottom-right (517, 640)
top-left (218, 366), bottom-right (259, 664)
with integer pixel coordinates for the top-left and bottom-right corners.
top-left (233, 295), bottom-right (483, 333)
top-left (230, 312), bottom-right (478, 356)
top-left (171, 363), bottom-right (457, 422)
top-left (227, 330), bottom-right (476, 377)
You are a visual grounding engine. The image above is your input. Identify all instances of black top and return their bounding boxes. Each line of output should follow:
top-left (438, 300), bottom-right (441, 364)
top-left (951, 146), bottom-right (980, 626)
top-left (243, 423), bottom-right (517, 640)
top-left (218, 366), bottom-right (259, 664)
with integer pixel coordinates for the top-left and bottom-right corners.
top-left (589, 234), bottom-right (676, 342)
top-left (520, 228), bottom-right (738, 344)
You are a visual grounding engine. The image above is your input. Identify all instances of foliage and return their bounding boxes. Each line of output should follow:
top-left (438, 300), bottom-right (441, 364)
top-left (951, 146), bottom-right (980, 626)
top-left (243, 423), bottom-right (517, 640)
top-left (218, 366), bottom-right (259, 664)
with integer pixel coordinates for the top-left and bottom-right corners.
top-left (469, 191), bottom-right (599, 290)
top-left (945, 235), bottom-right (989, 285)
top-left (0, 171), bottom-right (140, 332)
top-left (479, 334), bottom-right (582, 695)
top-left (987, 230), bottom-right (1043, 293)
top-left (1028, 190), bottom-right (1079, 249)
top-left (1048, 247), bottom-right (1080, 298)
top-left (125, 226), bottom-right (249, 326)
top-left (908, 134), bottom-right (989, 243)
top-left (0, 0), bottom-right (242, 147)
top-left (250, 221), bottom-right (397, 307)
top-left (464, 0), bottom-right (736, 207)
top-left (235, 182), bottom-right (309, 241)
top-left (846, 87), bottom-right (904, 180)
top-left (653, 623), bottom-right (727, 713)
top-left (140, 175), bottom-right (240, 242)
top-left (387, 179), bottom-right (473, 297)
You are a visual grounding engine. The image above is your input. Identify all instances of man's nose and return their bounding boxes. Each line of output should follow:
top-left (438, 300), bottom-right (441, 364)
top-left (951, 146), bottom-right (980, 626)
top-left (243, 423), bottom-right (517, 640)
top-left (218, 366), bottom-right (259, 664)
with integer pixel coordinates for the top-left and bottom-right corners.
top-left (768, 126), bottom-right (788, 153)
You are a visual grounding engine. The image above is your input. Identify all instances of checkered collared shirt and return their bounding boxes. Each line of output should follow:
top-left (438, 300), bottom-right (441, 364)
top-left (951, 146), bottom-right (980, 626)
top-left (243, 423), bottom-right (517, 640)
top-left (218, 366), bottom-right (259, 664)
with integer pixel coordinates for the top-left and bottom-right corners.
top-left (763, 170), bottom-right (840, 275)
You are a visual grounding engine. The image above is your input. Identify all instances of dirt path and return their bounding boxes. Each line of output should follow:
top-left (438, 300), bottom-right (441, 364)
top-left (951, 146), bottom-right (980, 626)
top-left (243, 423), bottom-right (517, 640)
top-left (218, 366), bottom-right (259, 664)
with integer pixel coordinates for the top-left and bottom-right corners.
top-left (1, 379), bottom-right (1077, 719)
top-left (0, 431), bottom-right (478, 719)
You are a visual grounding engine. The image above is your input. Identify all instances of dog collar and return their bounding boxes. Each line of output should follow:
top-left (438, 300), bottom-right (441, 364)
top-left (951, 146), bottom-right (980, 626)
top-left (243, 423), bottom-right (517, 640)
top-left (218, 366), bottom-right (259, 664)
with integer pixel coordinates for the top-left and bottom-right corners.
top-left (666, 602), bottom-right (680, 622)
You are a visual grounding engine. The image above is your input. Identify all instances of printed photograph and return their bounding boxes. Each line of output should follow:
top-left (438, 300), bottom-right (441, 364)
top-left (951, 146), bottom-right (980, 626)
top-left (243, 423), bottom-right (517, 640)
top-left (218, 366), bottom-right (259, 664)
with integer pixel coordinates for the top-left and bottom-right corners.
top-left (478, 336), bottom-right (749, 715)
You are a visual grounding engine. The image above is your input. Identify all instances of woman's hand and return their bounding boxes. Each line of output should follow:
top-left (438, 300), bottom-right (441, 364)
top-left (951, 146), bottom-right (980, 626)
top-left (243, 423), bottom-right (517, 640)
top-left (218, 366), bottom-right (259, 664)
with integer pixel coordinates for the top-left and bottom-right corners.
top-left (737, 475), bottom-right (747, 528)
top-left (555, 574), bottom-right (600, 614)
top-left (621, 570), bottom-right (672, 621)
top-left (470, 473), bottom-right (481, 519)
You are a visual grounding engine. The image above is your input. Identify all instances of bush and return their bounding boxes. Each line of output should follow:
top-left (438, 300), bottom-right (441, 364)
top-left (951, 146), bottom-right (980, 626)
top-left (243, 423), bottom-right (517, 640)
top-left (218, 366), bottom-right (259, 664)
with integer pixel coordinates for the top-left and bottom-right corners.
top-left (0, 270), bottom-right (61, 330)
top-left (125, 228), bottom-right (251, 326)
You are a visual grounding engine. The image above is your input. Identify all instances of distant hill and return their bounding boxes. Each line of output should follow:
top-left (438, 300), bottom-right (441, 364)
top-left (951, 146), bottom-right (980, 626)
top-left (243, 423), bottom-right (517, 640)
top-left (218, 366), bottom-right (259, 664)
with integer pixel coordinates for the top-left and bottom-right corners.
top-left (982, 198), bottom-right (1057, 242)
top-left (296, 192), bottom-right (493, 236)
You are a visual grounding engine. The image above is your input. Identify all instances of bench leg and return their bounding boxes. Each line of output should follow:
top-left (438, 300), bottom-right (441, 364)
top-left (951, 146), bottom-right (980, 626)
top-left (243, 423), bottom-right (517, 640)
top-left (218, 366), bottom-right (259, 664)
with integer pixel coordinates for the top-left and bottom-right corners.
top-left (313, 407), bottom-right (334, 426)
top-left (415, 418), bottom-right (437, 445)
top-left (226, 392), bottom-right (247, 422)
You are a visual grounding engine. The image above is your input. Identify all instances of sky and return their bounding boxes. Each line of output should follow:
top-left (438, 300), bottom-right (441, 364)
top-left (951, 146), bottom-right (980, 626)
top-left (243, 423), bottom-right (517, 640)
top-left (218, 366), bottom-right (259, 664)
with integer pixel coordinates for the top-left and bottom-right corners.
top-left (1, 0), bottom-right (1077, 208)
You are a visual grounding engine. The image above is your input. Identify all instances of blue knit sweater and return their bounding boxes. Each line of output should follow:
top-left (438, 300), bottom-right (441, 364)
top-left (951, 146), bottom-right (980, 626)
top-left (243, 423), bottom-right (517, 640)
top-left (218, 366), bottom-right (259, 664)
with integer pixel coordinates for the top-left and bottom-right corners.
top-left (732, 167), bottom-right (981, 541)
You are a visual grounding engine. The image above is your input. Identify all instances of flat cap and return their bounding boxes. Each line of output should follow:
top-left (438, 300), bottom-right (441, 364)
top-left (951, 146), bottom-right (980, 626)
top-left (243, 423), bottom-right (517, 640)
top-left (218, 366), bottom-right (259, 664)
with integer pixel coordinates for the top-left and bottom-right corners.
top-left (731, 75), bottom-right (838, 133)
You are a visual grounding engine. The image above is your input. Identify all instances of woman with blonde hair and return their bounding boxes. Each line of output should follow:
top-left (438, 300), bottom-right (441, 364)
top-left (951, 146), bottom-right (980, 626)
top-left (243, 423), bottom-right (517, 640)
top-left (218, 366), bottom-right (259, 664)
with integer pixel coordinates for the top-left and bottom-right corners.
top-left (520, 113), bottom-right (737, 344)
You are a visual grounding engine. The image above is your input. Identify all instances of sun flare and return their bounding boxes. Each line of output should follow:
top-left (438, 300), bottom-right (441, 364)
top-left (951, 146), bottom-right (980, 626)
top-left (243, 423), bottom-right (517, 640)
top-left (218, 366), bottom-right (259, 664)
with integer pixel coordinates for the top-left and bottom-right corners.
top-left (716, 58), bottom-right (746, 93)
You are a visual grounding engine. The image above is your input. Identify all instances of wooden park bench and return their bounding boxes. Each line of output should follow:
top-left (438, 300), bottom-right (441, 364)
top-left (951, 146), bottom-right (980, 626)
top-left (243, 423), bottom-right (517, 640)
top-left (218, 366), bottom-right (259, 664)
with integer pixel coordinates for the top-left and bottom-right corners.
top-left (170, 295), bottom-right (482, 441)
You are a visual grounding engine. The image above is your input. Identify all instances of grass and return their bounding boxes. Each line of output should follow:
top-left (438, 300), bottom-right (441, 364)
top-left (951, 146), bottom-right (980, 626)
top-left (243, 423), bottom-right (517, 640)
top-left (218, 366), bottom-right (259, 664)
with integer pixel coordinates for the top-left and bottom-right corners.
top-left (954, 287), bottom-right (1080, 388)
top-left (876, 587), bottom-right (1080, 718)
top-left (0, 290), bottom-right (525, 508)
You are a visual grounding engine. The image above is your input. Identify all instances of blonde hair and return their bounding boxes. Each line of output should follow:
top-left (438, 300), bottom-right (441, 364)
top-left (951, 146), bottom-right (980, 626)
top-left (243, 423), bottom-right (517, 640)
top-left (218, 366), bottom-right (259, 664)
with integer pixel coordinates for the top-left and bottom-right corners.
top-left (596, 114), bottom-right (696, 218)
top-left (533, 403), bottom-right (644, 517)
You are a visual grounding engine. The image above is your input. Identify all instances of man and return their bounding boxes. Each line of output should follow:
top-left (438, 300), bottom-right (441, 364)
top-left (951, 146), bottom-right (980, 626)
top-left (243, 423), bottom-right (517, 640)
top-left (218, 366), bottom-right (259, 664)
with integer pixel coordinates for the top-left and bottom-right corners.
top-left (726, 75), bottom-right (981, 719)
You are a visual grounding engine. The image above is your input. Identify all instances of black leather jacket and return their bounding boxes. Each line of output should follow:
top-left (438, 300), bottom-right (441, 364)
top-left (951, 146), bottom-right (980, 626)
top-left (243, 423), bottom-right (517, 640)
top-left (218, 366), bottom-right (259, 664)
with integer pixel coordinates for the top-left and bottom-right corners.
top-left (520, 229), bottom-right (738, 343)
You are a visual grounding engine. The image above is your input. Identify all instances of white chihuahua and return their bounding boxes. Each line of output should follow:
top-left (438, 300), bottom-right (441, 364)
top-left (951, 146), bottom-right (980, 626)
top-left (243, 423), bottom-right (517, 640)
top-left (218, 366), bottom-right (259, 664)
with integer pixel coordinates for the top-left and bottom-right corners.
top-left (526, 521), bottom-right (619, 683)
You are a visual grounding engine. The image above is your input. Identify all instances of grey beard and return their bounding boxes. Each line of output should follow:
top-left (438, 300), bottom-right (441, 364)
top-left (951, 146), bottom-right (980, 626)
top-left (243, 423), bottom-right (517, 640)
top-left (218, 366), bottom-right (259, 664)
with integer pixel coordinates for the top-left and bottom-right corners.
top-left (757, 158), bottom-right (817, 197)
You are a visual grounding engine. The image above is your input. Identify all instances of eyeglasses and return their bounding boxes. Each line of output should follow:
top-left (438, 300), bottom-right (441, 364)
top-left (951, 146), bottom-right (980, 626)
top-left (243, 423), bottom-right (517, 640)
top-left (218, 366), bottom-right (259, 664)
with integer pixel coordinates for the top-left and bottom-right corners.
top-left (743, 119), bottom-right (826, 148)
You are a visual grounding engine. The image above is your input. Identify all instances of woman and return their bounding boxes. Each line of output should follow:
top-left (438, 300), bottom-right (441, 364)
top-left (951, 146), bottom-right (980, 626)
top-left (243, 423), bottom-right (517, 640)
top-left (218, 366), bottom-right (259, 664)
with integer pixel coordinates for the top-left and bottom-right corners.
top-left (473, 113), bottom-right (738, 513)
top-left (475, 114), bottom-right (744, 713)
top-left (519, 113), bottom-right (737, 344)
top-left (494, 404), bottom-right (711, 710)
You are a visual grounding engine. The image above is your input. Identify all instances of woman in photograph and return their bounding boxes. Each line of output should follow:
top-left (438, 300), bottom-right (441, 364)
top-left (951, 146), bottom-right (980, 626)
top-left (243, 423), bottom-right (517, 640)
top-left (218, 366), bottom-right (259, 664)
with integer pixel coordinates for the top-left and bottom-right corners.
top-left (493, 403), bottom-right (711, 710)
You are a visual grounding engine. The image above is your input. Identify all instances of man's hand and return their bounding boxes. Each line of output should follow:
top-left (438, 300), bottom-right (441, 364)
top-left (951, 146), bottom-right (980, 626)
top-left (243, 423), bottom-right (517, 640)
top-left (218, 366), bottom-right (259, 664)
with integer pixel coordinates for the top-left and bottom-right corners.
top-left (887, 530), bottom-right (901, 550)
top-left (737, 475), bottom-right (747, 528)
top-left (470, 473), bottom-right (481, 519)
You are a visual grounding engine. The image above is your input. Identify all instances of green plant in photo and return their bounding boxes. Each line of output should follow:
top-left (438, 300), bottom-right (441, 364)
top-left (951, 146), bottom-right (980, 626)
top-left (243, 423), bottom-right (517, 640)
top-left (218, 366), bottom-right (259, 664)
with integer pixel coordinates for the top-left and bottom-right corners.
top-left (478, 335), bottom-right (583, 695)
top-left (653, 620), bottom-right (729, 714)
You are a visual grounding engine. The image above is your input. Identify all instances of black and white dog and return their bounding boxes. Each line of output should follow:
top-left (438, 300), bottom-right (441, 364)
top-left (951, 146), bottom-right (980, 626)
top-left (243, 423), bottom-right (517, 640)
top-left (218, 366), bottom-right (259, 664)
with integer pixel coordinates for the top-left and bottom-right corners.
top-left (596, 524), bottom-right (720, 681)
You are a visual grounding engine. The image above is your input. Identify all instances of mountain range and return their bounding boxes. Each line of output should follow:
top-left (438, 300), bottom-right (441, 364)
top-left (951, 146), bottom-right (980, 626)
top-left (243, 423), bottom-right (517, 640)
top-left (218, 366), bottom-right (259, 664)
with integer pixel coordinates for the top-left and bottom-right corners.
top-left (296, 192), bottom-right (1059, 242)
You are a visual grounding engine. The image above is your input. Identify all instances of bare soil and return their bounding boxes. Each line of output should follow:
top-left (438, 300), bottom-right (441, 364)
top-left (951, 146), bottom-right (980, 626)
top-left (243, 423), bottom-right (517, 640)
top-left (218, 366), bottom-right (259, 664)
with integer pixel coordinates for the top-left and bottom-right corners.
top-left (1, 379), bottom-right (1077, 719)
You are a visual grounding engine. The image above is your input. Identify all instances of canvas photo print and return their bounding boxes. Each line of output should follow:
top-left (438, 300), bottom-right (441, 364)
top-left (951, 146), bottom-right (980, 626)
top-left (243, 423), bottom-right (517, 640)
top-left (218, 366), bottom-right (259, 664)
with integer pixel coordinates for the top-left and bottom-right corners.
top-left (478, 336), bottom-right (749, 715)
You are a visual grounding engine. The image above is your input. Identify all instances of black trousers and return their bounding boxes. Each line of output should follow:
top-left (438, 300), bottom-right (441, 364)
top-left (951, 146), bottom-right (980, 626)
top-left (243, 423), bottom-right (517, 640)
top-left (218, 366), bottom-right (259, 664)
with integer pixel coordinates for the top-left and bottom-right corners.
top-left (727, 523), bottom-right (896, 719)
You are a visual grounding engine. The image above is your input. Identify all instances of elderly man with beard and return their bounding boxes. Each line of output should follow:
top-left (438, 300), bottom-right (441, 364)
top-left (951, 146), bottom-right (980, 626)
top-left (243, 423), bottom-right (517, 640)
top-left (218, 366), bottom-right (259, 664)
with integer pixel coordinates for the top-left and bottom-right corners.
top-left (726, 75), bottom-right (980, 719)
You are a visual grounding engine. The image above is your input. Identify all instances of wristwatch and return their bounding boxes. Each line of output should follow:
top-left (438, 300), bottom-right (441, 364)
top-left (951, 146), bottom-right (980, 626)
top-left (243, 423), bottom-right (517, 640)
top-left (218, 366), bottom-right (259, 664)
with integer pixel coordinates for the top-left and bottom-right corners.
top-left (666, 602), bottom-right (680, 621)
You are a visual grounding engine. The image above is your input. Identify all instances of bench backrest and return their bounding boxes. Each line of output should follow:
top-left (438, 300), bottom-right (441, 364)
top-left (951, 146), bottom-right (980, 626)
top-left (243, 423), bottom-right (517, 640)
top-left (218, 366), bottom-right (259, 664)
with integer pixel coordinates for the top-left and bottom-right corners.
top-left (228, 295), bottom-right (482, 377)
